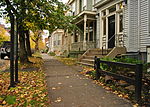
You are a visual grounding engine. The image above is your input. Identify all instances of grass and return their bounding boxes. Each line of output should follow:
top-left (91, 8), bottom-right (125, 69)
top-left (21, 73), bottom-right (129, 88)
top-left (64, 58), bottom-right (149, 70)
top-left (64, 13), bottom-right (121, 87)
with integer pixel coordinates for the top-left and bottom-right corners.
top-left (56, 57), bottom-right (77, 66)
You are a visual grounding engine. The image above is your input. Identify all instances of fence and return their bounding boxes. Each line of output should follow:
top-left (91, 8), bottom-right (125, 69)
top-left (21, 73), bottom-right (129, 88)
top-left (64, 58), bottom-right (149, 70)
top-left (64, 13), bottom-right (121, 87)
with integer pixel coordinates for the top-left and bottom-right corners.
top-left (94, 56), bottom-right (143, 105)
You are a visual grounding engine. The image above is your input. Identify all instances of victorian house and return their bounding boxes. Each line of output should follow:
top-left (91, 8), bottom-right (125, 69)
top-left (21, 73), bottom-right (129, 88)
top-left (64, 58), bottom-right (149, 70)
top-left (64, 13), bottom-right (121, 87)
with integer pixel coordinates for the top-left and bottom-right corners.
top-left (67, 0), bottom-right (150, 66)
top-left (48, 0), bottom-right (150, 65)
top-left (68, 0), bottom-right (97, 51)
top-left (94, 0), bottom-right (150, 62)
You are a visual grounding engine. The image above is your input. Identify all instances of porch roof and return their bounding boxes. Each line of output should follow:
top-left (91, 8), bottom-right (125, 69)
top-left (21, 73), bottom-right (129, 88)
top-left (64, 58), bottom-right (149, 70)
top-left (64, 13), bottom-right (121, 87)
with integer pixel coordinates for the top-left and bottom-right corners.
top-left (73, 10), bottom-right (96, 24)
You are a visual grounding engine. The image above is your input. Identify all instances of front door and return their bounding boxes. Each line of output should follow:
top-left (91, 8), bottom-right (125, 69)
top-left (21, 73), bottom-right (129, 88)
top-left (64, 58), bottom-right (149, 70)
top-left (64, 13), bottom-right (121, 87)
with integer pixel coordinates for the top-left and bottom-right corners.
top-left (108, 15), bottom-right (115, 48)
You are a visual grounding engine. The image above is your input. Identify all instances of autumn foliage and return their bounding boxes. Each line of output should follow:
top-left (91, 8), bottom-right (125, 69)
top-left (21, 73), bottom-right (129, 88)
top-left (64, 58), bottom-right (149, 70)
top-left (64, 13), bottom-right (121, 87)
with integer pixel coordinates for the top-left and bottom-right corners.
top-left (0, 57), bottom-right (49, 106)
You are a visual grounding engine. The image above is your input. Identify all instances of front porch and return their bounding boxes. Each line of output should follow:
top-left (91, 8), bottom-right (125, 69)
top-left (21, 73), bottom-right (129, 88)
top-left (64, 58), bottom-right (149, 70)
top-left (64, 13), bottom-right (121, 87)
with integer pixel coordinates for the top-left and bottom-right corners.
top-left (70, 10), bottom-right (97, 52)
top-left (71, 41), bottom-right (96, 51)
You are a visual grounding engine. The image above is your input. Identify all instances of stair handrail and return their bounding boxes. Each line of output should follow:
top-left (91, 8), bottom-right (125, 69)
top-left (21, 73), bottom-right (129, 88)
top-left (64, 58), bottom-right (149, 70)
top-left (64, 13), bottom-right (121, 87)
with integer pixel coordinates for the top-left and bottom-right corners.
top-left (78, 48), bottom-right (91, 61)
top-left (102, 34), bottom-right (116, 55)
top-left (108, 34), bottom-right (116, 43)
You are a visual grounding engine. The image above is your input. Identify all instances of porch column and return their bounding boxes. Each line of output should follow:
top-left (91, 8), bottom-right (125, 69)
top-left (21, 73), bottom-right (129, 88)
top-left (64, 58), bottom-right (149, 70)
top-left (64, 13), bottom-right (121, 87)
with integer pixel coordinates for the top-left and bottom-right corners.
top-left (106, 9), bottom-right (109, 49)
top-left (88, 22), bottom-right (90, 42)
top-left (83, 14), bottom-right (87, 50)
top-left (93, 21), bottom-right (95, 42)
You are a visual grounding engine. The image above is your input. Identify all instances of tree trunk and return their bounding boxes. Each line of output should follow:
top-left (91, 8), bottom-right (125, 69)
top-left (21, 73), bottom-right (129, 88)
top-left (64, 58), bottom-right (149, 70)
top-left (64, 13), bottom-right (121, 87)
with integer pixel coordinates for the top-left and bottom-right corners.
top-left (19, 27), bottom-right (29, 63)
top-left (25, 30), bottom-right (32, 56)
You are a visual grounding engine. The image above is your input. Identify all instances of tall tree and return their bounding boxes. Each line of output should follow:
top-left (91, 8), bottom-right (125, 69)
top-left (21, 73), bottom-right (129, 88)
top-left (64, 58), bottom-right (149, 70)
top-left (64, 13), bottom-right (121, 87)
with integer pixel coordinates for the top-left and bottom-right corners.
top-left (0, 26), bottom-right (9, 45)
top-left (25, 30), bottom-right (32, 56)
top-left (31, 30), bottom-right (43, 52)
top-left (1, 0), bottom-right (77, 63)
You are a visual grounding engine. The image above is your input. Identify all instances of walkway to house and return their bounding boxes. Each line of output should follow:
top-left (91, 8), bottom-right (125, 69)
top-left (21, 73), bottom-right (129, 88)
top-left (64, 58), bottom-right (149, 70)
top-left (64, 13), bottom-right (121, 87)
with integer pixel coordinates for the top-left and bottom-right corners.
top-left (42, 54), bottom-right (132, 107)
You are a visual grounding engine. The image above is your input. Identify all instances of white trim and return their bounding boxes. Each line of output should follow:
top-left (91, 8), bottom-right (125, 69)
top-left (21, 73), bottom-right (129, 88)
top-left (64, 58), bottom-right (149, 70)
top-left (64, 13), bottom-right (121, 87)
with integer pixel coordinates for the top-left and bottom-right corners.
top-left (106, 9), bottom-right (109, 49)
top-left (149, 0), bottom-right (150, 35)
top-left (127, 0), bottom-right (130, 50)
top-left (137, 0), bottom-right (140, 51)
top-left (77, 10), bottom-right (96, 17)
top-left (97, 0), bottom-right (123, 12)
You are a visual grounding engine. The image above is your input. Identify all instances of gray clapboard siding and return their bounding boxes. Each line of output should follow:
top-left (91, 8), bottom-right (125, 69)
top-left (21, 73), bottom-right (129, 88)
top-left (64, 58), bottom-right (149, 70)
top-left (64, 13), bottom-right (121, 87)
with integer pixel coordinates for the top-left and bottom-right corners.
top-left (87, 0), bottom-right (92, 10)
top-left (124, 0), bottom-right (150, 53)
top-left (140, 0), bottom-right (150, 52)
top-left (127, 0), bottom-right (139, 52)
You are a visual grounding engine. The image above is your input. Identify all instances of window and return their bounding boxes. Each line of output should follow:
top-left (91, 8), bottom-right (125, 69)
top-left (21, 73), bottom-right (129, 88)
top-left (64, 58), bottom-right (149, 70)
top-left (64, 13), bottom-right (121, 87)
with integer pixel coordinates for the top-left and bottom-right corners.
top-left (54, 41), bottom-right (56, 46)
top-left (58, 40), bottom-right (60, 45)
top-left (103, 18), bottom-right (106, 35)
top-left (102, 10), bottom-right (106, 16)
top-left (119, 13), bottom-right (123, 32)
top-left (86, 33), bottom-right (88, 41)
top-left (89, 23), bottom-right (93, 41)
top-left (74, 31), bottom-right (78, 42)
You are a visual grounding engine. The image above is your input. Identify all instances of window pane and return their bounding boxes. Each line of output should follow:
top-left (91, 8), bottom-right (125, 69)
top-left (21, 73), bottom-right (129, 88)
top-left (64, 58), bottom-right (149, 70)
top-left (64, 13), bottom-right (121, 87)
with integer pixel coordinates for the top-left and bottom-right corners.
top-left (103, 18), bottom-right (106, 35)
top-left (119, 14), bottom-right (123, 32)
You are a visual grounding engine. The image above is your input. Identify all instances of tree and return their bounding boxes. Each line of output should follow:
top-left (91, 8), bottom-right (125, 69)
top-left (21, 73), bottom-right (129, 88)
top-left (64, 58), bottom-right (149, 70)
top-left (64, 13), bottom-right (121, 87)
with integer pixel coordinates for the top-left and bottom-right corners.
top-left (31, 30), bottom-right (43, 52)
top-left (0, 26), bottom-right (9, 45)
top-left (0, 0), bottom-right (77, 63)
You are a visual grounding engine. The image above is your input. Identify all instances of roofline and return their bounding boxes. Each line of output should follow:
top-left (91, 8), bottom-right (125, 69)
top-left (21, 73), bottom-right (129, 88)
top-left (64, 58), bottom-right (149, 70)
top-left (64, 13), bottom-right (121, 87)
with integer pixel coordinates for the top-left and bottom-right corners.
top-left (94, 0), bottom-right (111, 8)
top-left (77, 10), bottom-right (96, 17)
top-left (94, 0), bottom-right (123, 8)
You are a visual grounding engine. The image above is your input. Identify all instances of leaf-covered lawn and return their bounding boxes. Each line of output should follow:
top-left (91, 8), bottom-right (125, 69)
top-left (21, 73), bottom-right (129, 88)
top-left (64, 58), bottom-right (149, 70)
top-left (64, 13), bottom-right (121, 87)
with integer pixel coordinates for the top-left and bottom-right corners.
top-left (56, 57), bottom-right (77, 66)
top-left (0, 57), bottom-right (49, 106)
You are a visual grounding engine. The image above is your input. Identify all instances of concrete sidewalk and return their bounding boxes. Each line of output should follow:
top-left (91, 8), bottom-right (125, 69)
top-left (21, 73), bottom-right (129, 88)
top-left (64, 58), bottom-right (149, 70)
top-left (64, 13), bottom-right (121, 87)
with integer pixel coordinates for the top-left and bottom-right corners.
top-left (42, 54), bottom-right (132, 107)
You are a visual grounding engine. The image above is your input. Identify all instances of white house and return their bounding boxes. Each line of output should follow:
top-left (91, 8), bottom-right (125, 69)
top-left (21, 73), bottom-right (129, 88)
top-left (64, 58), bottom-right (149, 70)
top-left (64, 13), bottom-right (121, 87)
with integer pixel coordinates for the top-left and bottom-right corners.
top-left (48, 29), bottom-right (64, 55)
top-left (67, 0), bottom-right (97, 51)
top-left (94, 0), bottom-right (150, 61)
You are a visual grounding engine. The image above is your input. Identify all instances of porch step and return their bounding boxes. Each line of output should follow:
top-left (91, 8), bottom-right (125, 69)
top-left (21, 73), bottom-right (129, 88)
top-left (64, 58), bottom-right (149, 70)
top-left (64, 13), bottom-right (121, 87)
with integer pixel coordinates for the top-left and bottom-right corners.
top-left (83, 55), bottom-right (104, 59)
top-left (78, 47), bottom-right (126, 67)
top-left (77, 62), bottom-right (94, 67)
top-left (81, 59), bottom-right (94, 64)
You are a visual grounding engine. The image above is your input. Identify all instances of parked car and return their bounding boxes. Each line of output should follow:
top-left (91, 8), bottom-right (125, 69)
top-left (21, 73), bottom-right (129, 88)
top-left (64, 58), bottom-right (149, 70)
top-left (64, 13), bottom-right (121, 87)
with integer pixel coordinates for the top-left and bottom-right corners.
top-left (0, 41), bottom-right (11, 59)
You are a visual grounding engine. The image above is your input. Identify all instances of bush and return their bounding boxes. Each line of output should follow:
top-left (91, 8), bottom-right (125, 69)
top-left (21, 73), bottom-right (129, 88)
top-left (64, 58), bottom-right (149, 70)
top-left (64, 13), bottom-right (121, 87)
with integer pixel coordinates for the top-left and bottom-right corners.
top-left (48, 52), bottom-right (56, 56)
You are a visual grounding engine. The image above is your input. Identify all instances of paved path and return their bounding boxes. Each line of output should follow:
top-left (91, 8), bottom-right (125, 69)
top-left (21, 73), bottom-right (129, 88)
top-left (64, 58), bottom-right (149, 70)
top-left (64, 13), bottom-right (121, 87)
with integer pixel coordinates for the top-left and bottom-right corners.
top-left (42, 54), bottom-right (132, 107)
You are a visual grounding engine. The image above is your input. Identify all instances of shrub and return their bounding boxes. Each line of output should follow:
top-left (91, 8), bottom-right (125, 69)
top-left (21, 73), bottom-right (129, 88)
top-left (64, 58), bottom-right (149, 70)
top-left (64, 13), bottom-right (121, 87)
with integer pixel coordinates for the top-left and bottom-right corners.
top-left (48, 52), bottom-right (56, 56)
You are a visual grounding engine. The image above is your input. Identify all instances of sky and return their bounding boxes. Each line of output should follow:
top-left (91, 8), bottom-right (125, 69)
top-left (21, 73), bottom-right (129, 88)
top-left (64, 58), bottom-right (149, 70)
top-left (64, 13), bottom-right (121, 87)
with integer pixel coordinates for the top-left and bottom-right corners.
top-left (59, 0), bottom-right (68, 4)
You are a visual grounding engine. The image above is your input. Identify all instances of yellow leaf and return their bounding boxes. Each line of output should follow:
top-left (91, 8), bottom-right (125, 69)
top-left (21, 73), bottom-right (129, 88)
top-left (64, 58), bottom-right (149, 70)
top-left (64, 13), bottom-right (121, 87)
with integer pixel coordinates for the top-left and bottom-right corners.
top-left (52, 87), bottom-right (56, 90)
top-left (118, 94), bottom-right (123, 97)
top-left (2, 100), bottom-right (6, 105)
top-left (58, 82), bottom-right (62, 85)
top-left (54, 97), bottom-right (62, 103)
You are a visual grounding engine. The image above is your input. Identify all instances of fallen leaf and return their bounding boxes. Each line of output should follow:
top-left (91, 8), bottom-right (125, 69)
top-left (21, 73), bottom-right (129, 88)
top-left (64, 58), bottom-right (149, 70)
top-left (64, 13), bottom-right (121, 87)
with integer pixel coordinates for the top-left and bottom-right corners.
top-left (52, 87), bottom-right (56, 90)
top-left (65, 76), bottom-right (69, 78)
top-left (2, 100), bottom-right (6, 105)
top-left (58, 82), bottom-right (62, 85)
top-left (54, 97), bottom-right (62, 103)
